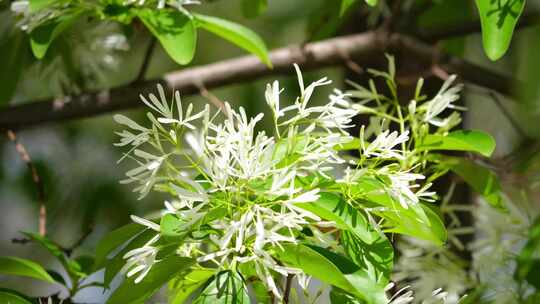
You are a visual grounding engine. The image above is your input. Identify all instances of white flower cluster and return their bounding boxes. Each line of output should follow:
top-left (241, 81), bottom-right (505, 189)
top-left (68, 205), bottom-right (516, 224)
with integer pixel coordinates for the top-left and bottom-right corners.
top-left (115, 61), bottom-right (466, 302)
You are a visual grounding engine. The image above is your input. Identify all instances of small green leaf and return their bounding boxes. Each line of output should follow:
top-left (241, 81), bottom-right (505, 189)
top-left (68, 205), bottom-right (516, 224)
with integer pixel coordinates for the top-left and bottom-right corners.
top-left (340, 0), bottom-right (359, 16)
top-left (29, 0), bottom-right (60, 12)
top-left (137, 8), bottom-right (197, 65)
top-left (241, 0), bottom-right (268, 18)
top-left (275, 244), bottom-right (387, 304)
top-left (475, 0), bottom-right (526, 60)
top-left (0, 289), bottom-right (33, 304)
top-left (193, 14), bottom-right (271, 67)
top-left (443, 157), bottom-right (505, 211)
top-left (160, 214), bottom-right (188, 242)
top-left (94, 223), bottom-right (146, 271)
top-left (22, 232), bottom-right (85, 278)
top-left (0, 256), bottom-right (56, 283)
top-left (418, 130), bottom-right (496, 157)
top-left (30, 11), bottom-right (81, 59)
top-left (297, 192), bottom-right (379, 245)
top-left (365, 0), bottom-right (377, 7)
top-left (169, 268), bottom-right (216, 304)
top-left (192, 270), bottom-right (250, 304)
top-left (107, 256), bottom-right (195, 304)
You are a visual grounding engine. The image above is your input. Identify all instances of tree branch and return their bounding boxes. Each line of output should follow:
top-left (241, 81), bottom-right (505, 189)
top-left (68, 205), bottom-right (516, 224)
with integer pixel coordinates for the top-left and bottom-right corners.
top-left (0, 31), bottom-right (519, 129)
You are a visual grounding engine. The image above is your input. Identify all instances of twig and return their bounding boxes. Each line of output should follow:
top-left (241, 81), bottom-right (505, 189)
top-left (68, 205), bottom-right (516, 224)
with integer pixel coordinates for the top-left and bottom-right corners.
top-left (488, 91), bottom-right (528, 139)
top-left (5, 130), bottom-right (46, 236)
top-left (63, 226), bottom-right (94, 257)
top-left (283, 274), bottom-right (294, 304)
top-left (134, 37), bottom-right (157, 83)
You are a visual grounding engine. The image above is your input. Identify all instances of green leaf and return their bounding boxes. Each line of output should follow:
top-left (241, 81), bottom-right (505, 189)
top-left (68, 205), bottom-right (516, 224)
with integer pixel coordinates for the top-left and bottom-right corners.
top-left (297, 193), bottom-right (379, 245)
top-left (241, 0), bottom-right (268, 18)
top-left (0, 30), bottom-right (26, 105)
top-left (0, 290), bottom-right (32, 304)
top-left (160, 214), bottom-right (188, 243)
top-left (192, 271), bottom-right (250, 304)
top-left (515, 217), bottom-right (540, 288)
top-left (0, 256), bottom-right (56, 283)
top-left (475, 0), bottom-right (526, 60)
top-left (349, 177), bottom-right (447, 245)
top-left (30, 11), bottom-right (82, 59)
top-left (341, 231), bottom-right (393, 285)
top-left (22, 232), bottom-right (85, 278)
top-left (94, 223), bottom-right (146, 271)
top-left (193, 14), bottom-right (271, 67)
top-left (169, 268), bottom-right (216, 304)
top-left (107, 256), bottom-right (195, 304)
top-left (418, 130), bottom-right (496, 157)
top-left (137, 8), bottom-right (197, 65)
top-left (365, 0), bottom-right (377, 7)
top-left (330, 288), bottom-right (363, 304)
top-left (275, 244), bottom-right (387, 304)
top-left (340, 0), bottom-right (359, 16)
top-left (29, 0), bottom-right (60, 12)
top-left (443, 157), bottom-right (505, 211)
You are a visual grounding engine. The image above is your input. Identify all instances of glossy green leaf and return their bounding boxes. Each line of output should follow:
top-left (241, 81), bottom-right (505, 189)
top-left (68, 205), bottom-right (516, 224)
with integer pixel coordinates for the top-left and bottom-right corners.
top-left (418, 130), bottom-right (496, 157)
top-left (30, 11), bottom-right (81, 59)
top-left (275, 244), bottom-right (387, 304)
top-left (94, 223), bottom-right (146, 271)
top-left (443, 157), bottom-right (505, 210)
top-left (241, 0), bottom-right (268, 18)
top-left (351, 177), bottom-right (447, 245)
top-left (160, 214), bottom-right (188, 242)
top-left (193, 14), bottom-right (271, 67)
top-left (0, 256), bottom-right (56, 283)
top-left (297, 192), bottom-right (379, 244)
top-left (0, 290), bottom-right (32, 304)
top-left (365, 0), bottom-right (377, 7)
top-left (475, 0), bottom-right (526, 60)
top-left (107, 256), bottom-right (195, 304)
top-left (192, 271), bottom-right (250, 304)
top-left (22, 232), bottom-right (85, 278)
top-left (137, 8), bottom-right (197, 65)
top-left (169, 268), bottom-right (216, 304)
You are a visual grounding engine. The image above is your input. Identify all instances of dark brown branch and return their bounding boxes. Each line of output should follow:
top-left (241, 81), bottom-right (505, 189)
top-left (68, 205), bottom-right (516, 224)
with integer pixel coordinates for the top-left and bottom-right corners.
top-left (0, 31), bottom-right (519, 129)
top-left (418, 12), bottom-right (540, 42)
top-left (5, 130), bottom-right (46, 236)
top-left (134, 37), bottom-right (157, 83)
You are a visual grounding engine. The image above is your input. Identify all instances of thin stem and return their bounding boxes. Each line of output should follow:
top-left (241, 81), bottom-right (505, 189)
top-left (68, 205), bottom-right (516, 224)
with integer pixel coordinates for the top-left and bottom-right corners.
top-left (135, 37), bottom-right (157, 83)
top-left (488, 91), bottom-right (528, 139)
top-left (283, 274), bottom-right (294, 304)
top-left (5, 130), bottom-right (47, 236)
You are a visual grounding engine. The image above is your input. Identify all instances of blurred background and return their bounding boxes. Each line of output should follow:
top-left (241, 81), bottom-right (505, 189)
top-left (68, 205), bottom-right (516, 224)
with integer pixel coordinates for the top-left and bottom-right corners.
top-left (1, 0), bottom-right (540, 303)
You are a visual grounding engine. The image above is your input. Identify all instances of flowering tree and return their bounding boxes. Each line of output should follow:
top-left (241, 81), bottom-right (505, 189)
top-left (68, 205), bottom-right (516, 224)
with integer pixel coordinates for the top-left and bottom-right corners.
top-left (1, 1), bottom-right (539, 304)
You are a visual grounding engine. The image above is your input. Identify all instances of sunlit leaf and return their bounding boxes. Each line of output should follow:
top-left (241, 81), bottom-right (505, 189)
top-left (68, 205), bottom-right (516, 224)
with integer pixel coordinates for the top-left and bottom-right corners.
top-left (418, 130), bottom-right (496, 157)
top-left (0, 289), bottom-right (32, 304)
top-left (0, 256), bottom-right (56, 283)
top-left (475, 0), bottom-right (526, 60)
top-left (193, 14), bottom-right (271, 67)
top-left (94, 223), bottom-right (146, 271)
top-left (107, 256), bottom-right (194, 304)
top-left (30, 11), bottom-right (82, 59)
top-left (137, 8), bottom-right (197, 65)
top-left (192, 270), bottom-right (250, 304)
top-left (275, 244), bottom-right (387, 304)
top-left (169, 268), bottom-right (216, 304)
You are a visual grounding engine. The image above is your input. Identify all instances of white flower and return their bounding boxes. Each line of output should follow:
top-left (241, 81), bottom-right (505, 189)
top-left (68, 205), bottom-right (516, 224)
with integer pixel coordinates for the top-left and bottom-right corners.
top-left (362, 128), bottom-right (409, 160)
top-left (121, 234), bottom-right (160, 284)
top-left (422, 75), bottom-right (464, 126)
